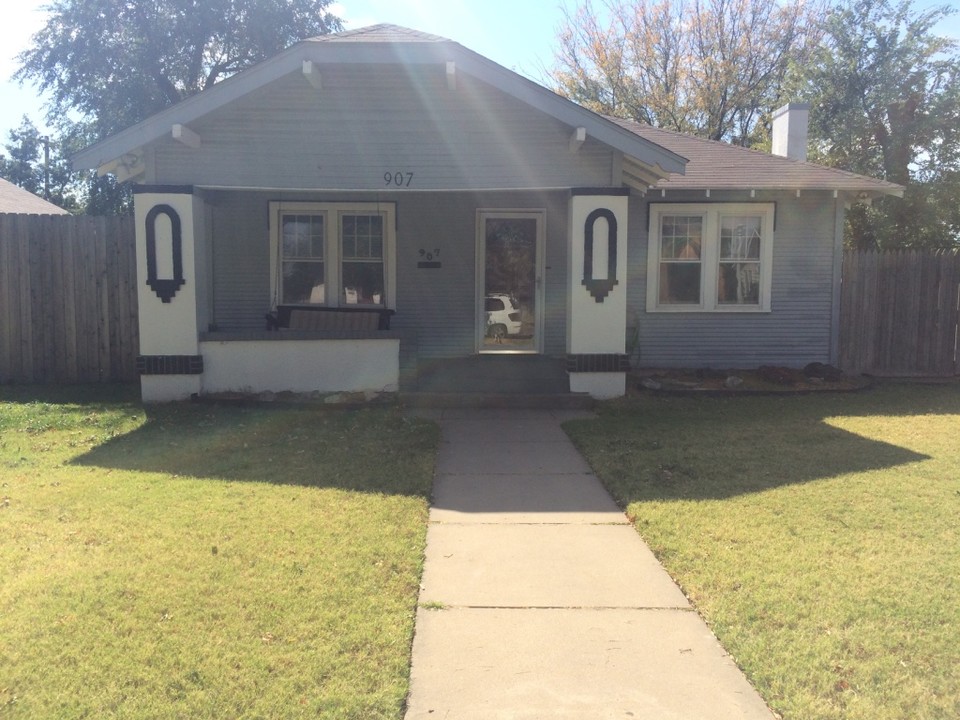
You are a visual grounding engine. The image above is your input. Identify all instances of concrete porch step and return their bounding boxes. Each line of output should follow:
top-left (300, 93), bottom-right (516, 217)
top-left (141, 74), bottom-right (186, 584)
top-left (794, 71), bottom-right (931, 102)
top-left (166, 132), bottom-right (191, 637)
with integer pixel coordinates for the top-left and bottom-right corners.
top-left (407, 354), bottom-right (572, 395)
top-left (398, 392), bottom-right (595, 409)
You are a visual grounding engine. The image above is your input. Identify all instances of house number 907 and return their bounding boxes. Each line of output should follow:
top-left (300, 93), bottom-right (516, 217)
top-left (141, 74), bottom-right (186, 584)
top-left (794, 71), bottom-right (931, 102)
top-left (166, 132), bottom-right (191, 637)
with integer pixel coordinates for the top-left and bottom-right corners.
top-left (384, 171), bottom-right (414, 187)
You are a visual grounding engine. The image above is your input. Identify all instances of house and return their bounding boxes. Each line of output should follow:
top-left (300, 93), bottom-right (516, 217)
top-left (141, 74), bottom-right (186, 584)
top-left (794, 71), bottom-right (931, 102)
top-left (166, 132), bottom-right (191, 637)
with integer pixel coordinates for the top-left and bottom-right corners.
top-left (0, 178), bottom-right (69, 215)
top-left (72, 25), bottom-right (902, 401)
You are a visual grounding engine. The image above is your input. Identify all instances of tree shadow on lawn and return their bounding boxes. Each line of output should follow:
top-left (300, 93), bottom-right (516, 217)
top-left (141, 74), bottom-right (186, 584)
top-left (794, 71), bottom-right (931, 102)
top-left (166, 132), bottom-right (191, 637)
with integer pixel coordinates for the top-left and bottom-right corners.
top-left (71, 400), bottom-right (437, 497)
top-left (566, 385), bottom-right (948, 502)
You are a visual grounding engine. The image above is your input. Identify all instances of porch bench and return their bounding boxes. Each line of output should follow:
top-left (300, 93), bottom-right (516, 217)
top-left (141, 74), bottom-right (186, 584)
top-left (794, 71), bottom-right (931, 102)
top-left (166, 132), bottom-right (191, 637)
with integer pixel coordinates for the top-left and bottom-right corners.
top-left (266, 305), bottom-right (395, 332)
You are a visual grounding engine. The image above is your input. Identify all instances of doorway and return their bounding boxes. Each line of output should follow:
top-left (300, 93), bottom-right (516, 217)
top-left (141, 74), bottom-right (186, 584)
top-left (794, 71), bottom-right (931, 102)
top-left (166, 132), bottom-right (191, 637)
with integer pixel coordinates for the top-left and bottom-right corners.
top-left (477, 210), bottom-right (545, 353)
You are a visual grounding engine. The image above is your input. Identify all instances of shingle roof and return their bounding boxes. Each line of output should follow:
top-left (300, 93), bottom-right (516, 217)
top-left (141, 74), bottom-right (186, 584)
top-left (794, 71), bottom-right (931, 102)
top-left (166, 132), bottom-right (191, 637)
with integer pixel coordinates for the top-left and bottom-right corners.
top-left (609, 117), bottom-right (903, 196)
top-left (307, 23), bottom-right (451, 44)
top-left (0, 178), bottom-right (69, 214)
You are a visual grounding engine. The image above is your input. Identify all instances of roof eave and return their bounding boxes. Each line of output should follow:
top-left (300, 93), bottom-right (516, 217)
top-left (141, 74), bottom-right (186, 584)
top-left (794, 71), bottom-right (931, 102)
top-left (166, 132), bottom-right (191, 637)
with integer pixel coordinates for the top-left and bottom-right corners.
top-left (652, 179), bottom-right (904, 198)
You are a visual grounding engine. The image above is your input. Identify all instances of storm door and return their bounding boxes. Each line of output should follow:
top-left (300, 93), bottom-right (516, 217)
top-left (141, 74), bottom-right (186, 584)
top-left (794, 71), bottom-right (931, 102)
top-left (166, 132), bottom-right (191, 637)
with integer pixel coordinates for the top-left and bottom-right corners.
top-left (476, 210), bottom-right (545, 353)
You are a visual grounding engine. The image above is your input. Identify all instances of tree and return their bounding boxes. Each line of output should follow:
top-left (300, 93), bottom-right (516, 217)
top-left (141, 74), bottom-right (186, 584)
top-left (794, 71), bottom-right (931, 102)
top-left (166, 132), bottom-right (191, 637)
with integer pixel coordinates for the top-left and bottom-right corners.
top-left (0, 117), bottom-right (81, 212)
top-left (551, 0), bottom-right (825, 145)
top-left (14, 0), bottom-right (342, 213)
top-left (797, 0), bottom-right (960, 248)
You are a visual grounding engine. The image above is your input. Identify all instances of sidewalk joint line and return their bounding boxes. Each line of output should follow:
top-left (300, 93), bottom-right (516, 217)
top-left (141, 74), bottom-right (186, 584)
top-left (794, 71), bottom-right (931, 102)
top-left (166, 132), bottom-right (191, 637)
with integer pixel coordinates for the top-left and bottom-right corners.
top-left (420, 604), bottom-right (695, 611)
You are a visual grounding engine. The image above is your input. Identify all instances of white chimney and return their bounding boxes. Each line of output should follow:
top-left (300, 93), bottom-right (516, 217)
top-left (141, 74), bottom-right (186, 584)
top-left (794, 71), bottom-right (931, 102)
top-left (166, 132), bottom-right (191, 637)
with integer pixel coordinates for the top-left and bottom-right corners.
top-left (771, 103), bottom-right (810, 162)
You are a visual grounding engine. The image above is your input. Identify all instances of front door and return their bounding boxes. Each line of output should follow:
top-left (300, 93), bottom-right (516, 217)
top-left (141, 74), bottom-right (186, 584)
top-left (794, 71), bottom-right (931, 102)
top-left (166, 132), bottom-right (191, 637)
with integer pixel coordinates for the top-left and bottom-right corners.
top-left (477, 210), bottom-right (545, 353)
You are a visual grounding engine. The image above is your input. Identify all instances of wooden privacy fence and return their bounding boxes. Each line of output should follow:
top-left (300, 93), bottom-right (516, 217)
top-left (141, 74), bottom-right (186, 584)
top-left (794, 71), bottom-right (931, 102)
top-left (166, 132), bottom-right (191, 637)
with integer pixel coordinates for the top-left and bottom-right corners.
top-left (840, 249), bottom-right (960, 376)
top-left (0, 214), bottom-right (138, 384)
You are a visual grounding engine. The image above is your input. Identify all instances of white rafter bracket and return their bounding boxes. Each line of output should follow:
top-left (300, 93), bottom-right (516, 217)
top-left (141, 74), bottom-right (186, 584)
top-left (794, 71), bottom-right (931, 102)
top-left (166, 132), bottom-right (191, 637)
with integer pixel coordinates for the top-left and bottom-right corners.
top-left (172, 124), bottom-right (201, 149)
top-left (98, 152), bottom-right (145, 182)
top-left (569, 126), bottom-right (586, 153)
top-left (302, 60), bottom-right (322, 90)
top-left (446, 61), bottom-right (456, 90)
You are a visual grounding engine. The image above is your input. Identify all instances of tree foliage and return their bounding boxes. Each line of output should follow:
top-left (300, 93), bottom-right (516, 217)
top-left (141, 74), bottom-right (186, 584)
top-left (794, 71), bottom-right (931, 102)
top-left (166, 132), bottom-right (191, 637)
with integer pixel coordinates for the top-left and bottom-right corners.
top-left (797, 0), bottom-right (960, 248)
top-left (17, 0), bottom-right (342, 138)
top-left (13, 0), bottom-right (341, 213)
top-left (0, 117), bottom-right (81, 212)
top-left (551, 0), bottom-right (825, 144)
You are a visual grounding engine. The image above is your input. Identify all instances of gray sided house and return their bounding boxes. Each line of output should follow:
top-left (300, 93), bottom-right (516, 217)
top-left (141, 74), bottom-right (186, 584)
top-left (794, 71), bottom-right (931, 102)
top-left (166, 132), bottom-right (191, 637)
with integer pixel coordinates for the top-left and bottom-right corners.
top-left (73, 24), bottom-right (902, 401)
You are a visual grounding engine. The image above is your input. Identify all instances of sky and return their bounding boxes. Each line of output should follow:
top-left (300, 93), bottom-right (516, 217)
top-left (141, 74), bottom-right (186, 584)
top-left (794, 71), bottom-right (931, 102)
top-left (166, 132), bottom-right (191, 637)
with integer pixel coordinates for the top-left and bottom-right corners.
top-left (0, 0), bottom-right (958, 145)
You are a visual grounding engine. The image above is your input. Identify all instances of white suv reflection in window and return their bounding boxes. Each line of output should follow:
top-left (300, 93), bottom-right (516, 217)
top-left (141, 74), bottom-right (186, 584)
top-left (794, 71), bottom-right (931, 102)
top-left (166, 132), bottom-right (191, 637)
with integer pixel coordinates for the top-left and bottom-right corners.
top-left (485, 293), bottom-right (523, 339)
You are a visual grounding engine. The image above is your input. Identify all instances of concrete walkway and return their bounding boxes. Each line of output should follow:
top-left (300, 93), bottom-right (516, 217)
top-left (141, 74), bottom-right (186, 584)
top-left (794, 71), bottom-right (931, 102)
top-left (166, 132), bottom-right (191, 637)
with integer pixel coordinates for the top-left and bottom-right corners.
top-left (404, 408), bottom-right (775, 720)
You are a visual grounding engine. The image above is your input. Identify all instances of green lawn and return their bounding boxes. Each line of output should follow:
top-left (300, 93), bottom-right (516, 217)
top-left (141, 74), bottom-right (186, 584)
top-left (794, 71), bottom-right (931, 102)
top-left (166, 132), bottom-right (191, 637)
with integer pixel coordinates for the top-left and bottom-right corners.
top-left (0, 387), bottom-right (438, 719)
top-left (564, 382), bottom-right (960, 720)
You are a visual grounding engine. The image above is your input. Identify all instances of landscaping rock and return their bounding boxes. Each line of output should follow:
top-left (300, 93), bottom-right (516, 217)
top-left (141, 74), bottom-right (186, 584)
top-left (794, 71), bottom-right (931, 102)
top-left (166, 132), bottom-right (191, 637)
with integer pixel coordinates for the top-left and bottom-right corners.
top-left (724, 375), bottom-right (743, 389)
top-left (640, 377), bottom-right (663, 391)
top-left (803, 362), bottom-right (846, 382)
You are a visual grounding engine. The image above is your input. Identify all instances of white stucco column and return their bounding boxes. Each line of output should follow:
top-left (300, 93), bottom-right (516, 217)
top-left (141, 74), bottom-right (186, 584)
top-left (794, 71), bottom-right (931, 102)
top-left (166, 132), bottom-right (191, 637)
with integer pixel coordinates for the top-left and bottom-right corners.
top-left (567, 189), bottom-right (630, 398)
top-left (133, 187), bottom-right (204, 402)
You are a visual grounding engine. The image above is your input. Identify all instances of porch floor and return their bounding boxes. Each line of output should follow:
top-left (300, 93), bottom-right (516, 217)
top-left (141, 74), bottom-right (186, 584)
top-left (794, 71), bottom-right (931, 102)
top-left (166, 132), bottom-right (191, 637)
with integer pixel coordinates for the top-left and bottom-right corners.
top-left (401, 355), bottom-right (592, 409)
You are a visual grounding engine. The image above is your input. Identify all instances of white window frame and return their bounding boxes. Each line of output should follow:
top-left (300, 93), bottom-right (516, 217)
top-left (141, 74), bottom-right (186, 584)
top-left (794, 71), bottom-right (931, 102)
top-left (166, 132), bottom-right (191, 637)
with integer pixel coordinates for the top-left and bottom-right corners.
top-left (646, 203), bottom-right (774, 313)
top-left (269, 201), bottom-right (396, 309)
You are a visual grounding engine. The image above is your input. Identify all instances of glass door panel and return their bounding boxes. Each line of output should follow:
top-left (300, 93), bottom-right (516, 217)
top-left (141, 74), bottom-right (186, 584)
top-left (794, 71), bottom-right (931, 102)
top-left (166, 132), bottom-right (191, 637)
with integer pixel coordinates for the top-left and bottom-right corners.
top-left (478, 213), bottom-right (542, 352)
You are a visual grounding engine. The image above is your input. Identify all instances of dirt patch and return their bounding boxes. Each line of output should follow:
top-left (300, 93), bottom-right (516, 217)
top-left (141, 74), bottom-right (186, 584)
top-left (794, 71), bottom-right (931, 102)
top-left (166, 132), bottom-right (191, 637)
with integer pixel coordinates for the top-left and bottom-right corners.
top-left (631, 364), bottom-right (870, 395)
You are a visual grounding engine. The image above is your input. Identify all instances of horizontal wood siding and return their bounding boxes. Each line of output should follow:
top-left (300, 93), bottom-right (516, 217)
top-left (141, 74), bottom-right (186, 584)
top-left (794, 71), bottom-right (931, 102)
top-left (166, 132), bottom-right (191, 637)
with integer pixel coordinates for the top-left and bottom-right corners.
top-left (631, 191), bottom-right (839, 368)
top-left (152, 66), bottom-right (613, 191)
top-left (209, 194), bottom-right (271, 331)
top-left (205, 190), bottom-right (570, 358)
top-left (0, 214), bottom-right (138, 383)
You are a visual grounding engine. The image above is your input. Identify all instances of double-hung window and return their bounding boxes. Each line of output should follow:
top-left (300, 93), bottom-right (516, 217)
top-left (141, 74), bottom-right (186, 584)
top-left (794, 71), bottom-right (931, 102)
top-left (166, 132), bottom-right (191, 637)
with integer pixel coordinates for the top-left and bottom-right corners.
top-left (646, 203), bottom-right (774, 312)
top-left (269, 202), bottom-right (396, 308)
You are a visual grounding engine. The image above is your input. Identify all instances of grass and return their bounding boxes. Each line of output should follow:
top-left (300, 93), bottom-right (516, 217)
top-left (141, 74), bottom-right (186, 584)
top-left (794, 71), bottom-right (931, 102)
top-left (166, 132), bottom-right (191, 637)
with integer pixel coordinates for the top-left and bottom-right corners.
top-left (564, 382), bottom-right (960, 720)
top-left (0, 386), bottom-right (438, 719)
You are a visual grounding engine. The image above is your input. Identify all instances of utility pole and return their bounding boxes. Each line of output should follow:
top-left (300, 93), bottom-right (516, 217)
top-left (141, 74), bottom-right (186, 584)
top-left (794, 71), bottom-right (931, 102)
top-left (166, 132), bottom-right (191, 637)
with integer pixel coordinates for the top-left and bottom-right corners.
top-left (42, 136), bottom-right (50, 201)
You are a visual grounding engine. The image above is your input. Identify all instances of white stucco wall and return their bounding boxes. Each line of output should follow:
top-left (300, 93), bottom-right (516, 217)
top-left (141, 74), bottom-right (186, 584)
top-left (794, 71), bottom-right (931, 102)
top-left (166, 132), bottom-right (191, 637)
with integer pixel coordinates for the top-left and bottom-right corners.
top-left (566, 192), bottom-right (629, 398)
top-left (567, 193), bottom-right (629, 354)
top-left (134, 192), bottom-right (204, 356)
top-left (199, 339), bottom-right (400, 394)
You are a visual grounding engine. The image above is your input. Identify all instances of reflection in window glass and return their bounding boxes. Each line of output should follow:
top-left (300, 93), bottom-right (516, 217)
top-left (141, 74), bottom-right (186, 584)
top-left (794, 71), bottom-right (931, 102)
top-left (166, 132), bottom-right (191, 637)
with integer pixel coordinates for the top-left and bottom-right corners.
top-left (659, 215), bottom-right (703, 304)
top-left (718, 216), bottom-right (761, 305)
top-left (281, 214), bottom-right (325, 303)
top-left (341, 214), bottom-right (385, 305)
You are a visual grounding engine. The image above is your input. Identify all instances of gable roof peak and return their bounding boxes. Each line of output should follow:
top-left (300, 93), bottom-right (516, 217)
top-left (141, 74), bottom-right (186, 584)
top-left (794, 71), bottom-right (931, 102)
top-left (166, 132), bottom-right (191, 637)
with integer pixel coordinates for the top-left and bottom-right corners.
top-left (306, 23), bottom-right (454, 44)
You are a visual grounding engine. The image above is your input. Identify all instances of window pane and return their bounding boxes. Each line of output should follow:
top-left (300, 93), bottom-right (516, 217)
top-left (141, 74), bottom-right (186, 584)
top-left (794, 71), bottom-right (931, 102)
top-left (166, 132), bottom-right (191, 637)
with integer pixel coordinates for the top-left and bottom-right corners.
top-left (342, 262), bottom-right (384, 306)
top-left (282, 214), bottom-right (323, 259)
top-left (718, 262), bottom-right (760, 304)
top-left (340, 213), bottom-right (385, 305)
top-left (659, 263), bottom-right (701, 304)
top-left (342, 213), bottom-right (384, 259)
top-left (720, 216), bottom-right (761, 259)
top-left (282, 261), bottom-right (325, 304)
top-left (661, 216), bottom-right (702, 259)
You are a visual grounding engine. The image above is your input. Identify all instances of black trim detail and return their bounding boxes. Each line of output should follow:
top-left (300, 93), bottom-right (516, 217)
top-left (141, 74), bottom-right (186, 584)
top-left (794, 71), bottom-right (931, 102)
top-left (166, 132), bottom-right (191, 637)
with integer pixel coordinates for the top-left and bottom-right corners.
top-left (566, 354), bottom-right (630, 373)
top-left (133, 185), bottom-right (194, 195)
top-left (145, 204), bottom-right (186, 303)
top-left (417, 261), bottom-right (441, 269)
top-left (571, 187), bottom-right (631, 196)
top-left (137, 355), bottom-right (204, 375)
top-left (582, 208), bottom-right (619, 302)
